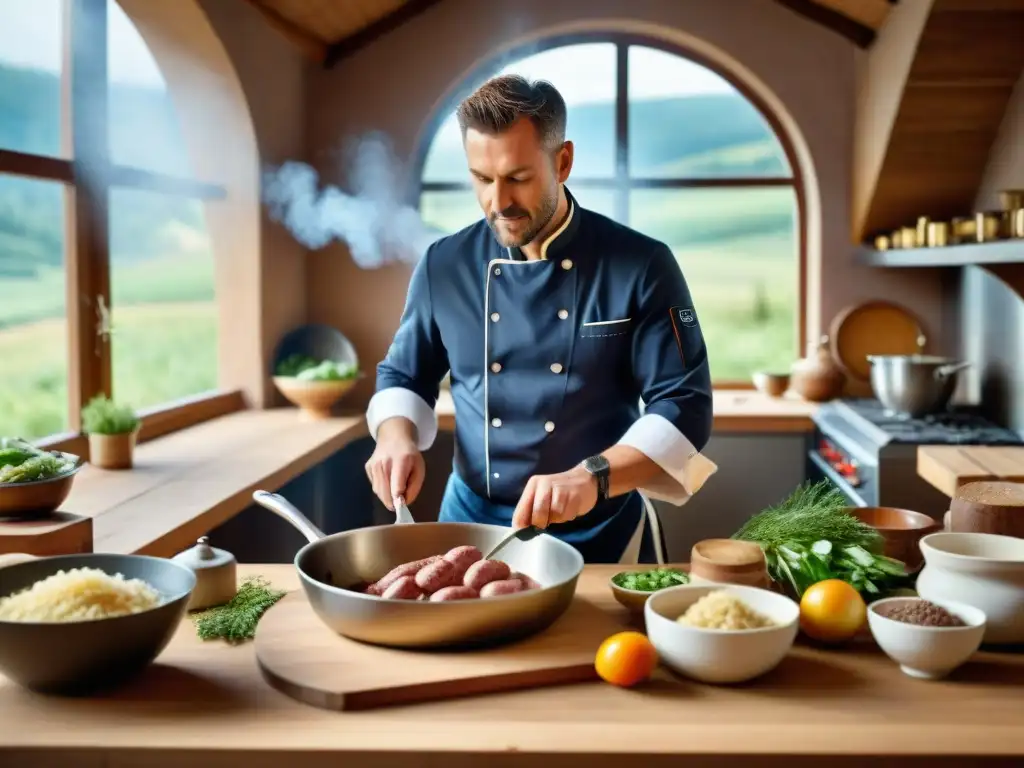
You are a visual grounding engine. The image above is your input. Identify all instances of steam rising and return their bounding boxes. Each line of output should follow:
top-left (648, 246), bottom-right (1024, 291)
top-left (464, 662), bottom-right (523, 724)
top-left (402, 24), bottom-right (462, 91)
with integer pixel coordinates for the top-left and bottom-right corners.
top-left (262, 133), bottom-right (445, 268)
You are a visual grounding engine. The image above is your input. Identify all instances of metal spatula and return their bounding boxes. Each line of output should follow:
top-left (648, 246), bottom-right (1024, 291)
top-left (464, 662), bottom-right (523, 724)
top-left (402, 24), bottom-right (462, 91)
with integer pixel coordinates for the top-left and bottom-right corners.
top-left (392, 495), bottom-right (415, 525)
top-left (484, 525), bottom-right (542, 560)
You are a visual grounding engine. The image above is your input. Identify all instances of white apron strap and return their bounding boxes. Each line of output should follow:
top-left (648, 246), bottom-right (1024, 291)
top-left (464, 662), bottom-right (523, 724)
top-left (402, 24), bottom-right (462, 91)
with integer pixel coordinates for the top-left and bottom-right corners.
top-left (617, 493), bottom-right (667, 566)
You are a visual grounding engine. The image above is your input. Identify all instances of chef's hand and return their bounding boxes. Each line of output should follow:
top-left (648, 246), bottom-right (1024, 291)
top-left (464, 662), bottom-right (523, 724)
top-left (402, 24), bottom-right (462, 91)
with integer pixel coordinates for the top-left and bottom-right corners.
top-left (512, 466), bottom-right (597, 530)
top-left (365, 418), bottom-right (425, 512)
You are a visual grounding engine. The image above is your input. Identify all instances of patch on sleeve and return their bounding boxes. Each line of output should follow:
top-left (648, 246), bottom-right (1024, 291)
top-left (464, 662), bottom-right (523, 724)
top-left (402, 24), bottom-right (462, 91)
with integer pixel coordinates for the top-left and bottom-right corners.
top-left (668, 305), bottom-right (698, 367)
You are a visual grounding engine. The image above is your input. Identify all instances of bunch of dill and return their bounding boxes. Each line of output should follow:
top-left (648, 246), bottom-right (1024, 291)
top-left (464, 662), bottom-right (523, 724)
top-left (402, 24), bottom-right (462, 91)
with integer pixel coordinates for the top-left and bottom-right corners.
top-left (192, 576), bottom-right (286, 643)
top-left (732, 480), bottom-right (883, 552)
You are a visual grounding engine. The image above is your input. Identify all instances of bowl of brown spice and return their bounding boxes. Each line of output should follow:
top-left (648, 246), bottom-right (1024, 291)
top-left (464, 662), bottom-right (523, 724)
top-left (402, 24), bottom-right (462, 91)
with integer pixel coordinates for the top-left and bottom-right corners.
top-left (867, 596), bottom-right (986, 680)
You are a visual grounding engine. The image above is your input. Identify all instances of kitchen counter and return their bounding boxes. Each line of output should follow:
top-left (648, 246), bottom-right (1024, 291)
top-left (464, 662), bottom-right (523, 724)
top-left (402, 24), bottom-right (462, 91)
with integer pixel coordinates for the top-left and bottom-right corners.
top-left (917, 445), bottom-right (1024, 497)
top-left (2, 564), bottom-right (1022, 767)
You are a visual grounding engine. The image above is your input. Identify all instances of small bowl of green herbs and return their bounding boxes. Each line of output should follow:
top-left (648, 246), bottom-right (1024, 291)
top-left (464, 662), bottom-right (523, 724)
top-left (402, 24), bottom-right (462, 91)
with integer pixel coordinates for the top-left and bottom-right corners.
top-left (610, 567), bottom-right (690, 613)
top-left (0, 438), bottom-right (84, 519)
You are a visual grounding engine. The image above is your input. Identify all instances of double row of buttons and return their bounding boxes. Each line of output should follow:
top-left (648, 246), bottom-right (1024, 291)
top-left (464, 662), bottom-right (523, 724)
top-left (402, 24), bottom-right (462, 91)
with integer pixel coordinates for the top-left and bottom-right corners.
top-left (490, 362), bottom-right (563, 374)
top-left (490, 417), bottom-right (556, 433)
top-left (490, 309), bottom-right (570, 322)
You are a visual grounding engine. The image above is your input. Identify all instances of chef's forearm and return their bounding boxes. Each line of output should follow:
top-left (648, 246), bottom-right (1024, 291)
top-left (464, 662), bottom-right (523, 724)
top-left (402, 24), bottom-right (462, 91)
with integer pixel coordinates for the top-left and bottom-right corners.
top-left (572, 445), bottom-right (667, 498)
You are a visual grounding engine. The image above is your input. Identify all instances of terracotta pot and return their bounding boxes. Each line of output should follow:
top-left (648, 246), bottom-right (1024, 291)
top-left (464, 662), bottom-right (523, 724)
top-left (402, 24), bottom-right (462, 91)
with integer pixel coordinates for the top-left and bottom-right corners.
top-left (790, 335), bottom-right (845, 402)
top-left (88, 428), bottom-right (139, 470)
top-left (849, 506), bottom-right (942, 571)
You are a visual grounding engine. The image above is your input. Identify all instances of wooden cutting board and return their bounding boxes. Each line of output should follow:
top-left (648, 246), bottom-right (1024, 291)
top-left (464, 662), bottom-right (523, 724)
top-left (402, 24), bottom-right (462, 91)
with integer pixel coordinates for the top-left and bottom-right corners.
top-left (254, 590), bottom-right (625, 711)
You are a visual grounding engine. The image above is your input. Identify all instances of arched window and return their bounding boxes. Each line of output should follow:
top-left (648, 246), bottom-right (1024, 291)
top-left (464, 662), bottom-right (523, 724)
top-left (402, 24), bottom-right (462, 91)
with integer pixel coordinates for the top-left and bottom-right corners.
top-left (417, 37), bottom-right (803, 385)
top-left (0, 0), bottom-right (222, 441)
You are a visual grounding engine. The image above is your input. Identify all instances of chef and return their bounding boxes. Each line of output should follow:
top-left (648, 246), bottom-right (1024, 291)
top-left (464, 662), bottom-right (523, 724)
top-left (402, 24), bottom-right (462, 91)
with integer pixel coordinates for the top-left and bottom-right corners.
top-left (364, 74), bottom-right (718, 564)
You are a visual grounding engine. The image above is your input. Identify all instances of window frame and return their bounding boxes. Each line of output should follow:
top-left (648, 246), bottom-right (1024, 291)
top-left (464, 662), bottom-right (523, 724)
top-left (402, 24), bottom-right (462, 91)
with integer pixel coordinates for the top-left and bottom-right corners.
top-left (0, 0), bottom-right (242, 447)
top-left (413, 32), bottom-right (807, 388)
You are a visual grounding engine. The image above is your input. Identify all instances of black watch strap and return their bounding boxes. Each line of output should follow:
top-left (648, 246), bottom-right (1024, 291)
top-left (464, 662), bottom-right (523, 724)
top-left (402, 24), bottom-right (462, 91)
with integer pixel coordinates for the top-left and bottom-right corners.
top-left (581, 454), bottom-right (611, 503)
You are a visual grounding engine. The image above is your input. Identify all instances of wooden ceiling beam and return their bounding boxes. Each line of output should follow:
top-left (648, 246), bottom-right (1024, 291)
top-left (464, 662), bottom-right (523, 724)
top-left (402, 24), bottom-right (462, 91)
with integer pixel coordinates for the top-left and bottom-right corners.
top-left (241, 0), bottom-right (328, 65)
top-left (773, 0), bottom-right (879, 47)
top-left (855, 2), bottom-right (1024, 241)
top-left (323, 0), bottom-right (444, 68)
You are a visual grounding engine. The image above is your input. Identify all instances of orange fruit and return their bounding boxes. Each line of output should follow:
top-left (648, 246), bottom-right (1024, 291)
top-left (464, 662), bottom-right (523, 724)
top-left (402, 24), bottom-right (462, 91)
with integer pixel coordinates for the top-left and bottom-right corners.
top-left (594, 631), bottom-right (658, 687)
top-left (799, 579), bottom-right (866, 643)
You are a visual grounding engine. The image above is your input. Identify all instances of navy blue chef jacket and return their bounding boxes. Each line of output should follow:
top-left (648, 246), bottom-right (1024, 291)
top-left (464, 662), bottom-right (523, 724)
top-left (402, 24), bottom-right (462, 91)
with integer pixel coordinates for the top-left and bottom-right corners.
top-left (367, 188), bottom-right (718, 563)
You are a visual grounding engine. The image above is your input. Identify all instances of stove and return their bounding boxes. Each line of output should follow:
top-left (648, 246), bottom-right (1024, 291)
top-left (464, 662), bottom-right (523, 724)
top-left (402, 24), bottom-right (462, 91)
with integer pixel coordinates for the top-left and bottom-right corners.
top-left (807, 399), bottom-right (1024, 519)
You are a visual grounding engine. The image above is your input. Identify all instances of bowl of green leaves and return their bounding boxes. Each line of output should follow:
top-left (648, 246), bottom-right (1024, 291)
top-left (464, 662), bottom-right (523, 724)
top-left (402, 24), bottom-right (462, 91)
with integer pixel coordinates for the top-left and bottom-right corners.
top-left (610, 567), bottom-right (691, 613)
top-left (271, 325), bottom-right (362, 419)
top-left (0, 438), bottom-right (84, 519)
top-left (272, 355), bottom-right (362, 419)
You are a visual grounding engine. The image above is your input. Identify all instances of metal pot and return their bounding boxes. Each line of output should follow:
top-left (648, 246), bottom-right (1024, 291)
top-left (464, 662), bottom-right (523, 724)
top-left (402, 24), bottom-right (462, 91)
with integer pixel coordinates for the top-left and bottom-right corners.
top-left (251, 490), bottom-right (585, 649)
top-left (866, 355), bottom-right (971, 418)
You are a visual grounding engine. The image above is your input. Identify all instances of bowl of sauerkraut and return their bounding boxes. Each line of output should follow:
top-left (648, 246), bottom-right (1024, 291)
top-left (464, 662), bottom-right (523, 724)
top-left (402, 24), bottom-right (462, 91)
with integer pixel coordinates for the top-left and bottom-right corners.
top-left (644, 584), bottom-right (800, 684)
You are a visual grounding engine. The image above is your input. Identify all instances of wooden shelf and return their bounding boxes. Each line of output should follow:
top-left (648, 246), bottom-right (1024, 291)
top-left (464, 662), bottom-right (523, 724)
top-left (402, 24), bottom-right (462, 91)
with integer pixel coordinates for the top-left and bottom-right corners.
top-left (858, 239), bottom-right (1024, 268)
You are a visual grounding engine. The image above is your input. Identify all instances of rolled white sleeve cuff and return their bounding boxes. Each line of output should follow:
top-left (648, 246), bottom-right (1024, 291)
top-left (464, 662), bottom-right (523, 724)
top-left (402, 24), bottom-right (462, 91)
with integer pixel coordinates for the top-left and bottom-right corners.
top-left (365, 387), bottom-right (438, 451)
top-left (616, 413), bottom-right (718, 506)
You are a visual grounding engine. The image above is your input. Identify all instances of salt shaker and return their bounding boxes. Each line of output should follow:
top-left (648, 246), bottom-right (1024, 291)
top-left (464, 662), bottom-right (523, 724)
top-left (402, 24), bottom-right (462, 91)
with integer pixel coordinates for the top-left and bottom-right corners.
top-left (172, 535), bottom-right (238, 611)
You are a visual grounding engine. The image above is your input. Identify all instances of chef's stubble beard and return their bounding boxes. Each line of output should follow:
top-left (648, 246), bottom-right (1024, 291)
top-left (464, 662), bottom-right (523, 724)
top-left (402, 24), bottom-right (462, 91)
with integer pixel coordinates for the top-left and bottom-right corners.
top-left (488, 185), bottom-right (559, 249)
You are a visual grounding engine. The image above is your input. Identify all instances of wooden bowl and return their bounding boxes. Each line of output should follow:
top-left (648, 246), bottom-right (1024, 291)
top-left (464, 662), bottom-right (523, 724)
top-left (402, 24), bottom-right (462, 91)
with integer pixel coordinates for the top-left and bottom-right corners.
top-left (752, 371), bottom-right (790, 398)
top-left (849, 507), bottom-right (942, 571)
top-left (272, 377), bottom-right (357, 419)
top-left (690, 539), bottom-right (770, 589)
top-left (0, 454), bottom-right (84, 520)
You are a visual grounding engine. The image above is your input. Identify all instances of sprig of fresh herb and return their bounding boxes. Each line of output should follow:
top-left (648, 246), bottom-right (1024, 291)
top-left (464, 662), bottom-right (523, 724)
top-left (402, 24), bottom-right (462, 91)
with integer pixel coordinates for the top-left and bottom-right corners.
top-left (192, 576), bottom-right (286, 643)
top-left (732, 480), bottom-right (883, 552)
top-left (732, 480), bottom-right (909, 599)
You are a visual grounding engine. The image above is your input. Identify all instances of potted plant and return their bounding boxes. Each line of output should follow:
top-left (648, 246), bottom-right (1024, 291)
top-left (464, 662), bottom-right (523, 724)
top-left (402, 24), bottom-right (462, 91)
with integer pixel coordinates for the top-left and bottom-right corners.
top-left (81, 395), bottom-right (141, 470)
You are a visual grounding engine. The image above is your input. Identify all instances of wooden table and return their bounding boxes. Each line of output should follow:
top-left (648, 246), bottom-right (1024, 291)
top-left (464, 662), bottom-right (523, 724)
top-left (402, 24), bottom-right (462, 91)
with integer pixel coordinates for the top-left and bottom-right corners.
top-left (2, 565), bottom-right (1023, 767)
top-left (917, 445), bottom-right (1024, 497)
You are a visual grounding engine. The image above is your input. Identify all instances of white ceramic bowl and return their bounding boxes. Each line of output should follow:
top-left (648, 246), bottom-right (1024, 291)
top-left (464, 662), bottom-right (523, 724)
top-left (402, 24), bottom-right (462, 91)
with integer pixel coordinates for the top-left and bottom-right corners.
top-left (916, 532), bottom-right (1024, 644)
top-left (867, 596), bottom-right (986, 680)
top-left (644, 583), bottom-right (800, 684)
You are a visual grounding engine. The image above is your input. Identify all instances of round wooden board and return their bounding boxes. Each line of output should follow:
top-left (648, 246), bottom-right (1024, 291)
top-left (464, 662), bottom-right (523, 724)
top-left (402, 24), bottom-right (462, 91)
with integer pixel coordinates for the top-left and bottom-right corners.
top-left (829, 301), bottom-right (925, 381)
top-left (253, 591), bottom-right (623, 711)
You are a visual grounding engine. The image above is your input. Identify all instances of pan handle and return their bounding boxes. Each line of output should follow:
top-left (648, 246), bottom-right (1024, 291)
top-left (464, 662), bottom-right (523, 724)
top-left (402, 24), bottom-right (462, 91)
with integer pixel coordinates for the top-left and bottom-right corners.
top-left (251, 490), bottom-right (326, 544)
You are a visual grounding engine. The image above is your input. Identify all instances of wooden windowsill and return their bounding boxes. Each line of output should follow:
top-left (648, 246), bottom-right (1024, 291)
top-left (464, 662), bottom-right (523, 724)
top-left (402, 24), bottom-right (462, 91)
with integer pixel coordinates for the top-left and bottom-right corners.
top-left (436, 389), bottom-right (818, 434)
top-left (59, 407), bottom-right (368, 557)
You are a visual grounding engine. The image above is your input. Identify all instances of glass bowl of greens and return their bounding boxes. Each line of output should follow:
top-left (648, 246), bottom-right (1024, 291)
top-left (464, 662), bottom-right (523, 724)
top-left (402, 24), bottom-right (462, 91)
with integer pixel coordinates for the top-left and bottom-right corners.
top-left (610, 567), bottom-right (691, 613)
top-left (0, 439), bottom-right (84, 519)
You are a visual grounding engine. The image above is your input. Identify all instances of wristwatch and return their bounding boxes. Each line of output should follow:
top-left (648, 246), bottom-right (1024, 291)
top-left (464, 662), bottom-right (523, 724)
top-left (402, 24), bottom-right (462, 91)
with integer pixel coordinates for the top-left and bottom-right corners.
top-left (580, 454), bottom-right (611, 503)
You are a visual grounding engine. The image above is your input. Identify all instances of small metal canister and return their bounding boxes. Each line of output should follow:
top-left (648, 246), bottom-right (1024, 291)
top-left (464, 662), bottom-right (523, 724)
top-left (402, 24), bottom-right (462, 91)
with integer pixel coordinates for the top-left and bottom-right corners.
top-left (172, 536), bottom-right (238, 611)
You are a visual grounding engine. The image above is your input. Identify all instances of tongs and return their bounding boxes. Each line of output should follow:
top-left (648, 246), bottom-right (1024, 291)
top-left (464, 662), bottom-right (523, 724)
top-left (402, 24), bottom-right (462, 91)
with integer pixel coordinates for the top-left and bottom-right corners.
top-left (484, 525), bottom-right (542, 560)
top-left (392, 493), bottom-right (540, 558)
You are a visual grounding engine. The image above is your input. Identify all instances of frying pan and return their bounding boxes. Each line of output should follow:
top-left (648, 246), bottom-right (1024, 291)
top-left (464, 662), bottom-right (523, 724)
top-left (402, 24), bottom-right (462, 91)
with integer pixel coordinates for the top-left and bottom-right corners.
top-left (251, 490), bottom-right (585, 648)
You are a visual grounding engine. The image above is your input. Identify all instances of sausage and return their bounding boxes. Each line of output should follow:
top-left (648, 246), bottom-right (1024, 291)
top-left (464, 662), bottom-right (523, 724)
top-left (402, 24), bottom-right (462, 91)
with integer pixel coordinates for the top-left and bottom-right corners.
top-left (510, 572), bottom-right (542, 591)
top-left (463, 559), bottom-right (511, 591)
top-left (381, 575), bottom-right (423, 600)
top-left (366, 556), bottom-right (441, 595)
top-left (415, 558), bottom-right (460, 593)
top-left (443, 545), bottom-right (483, 579)
top-left (479, 579), bottom-right (525, 598)
top-left (429, 585), bottom-right (479, 602)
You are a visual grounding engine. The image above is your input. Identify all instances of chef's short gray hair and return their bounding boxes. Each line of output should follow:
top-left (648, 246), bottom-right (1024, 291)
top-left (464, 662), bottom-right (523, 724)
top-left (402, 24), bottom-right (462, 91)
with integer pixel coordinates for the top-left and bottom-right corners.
top-left (456, 74), bottom-right (567, 150)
